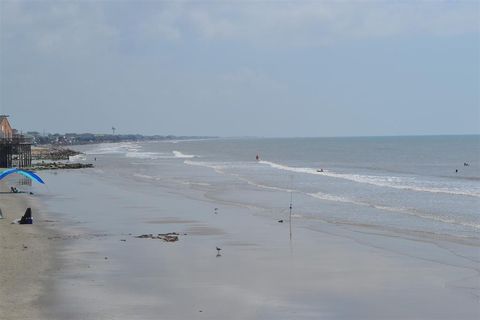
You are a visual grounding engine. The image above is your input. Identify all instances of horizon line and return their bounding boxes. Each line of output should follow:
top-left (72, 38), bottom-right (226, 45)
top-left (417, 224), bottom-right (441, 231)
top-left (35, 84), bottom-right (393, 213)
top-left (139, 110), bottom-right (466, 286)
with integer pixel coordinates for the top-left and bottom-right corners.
top-left (28, 132), bottom-right (480, 139)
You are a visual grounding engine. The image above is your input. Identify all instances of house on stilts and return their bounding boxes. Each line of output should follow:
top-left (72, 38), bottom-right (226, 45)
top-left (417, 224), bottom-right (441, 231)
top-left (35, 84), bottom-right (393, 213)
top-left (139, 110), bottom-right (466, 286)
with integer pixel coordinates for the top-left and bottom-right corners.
top-left (0, 115), bottom-right (32, 168)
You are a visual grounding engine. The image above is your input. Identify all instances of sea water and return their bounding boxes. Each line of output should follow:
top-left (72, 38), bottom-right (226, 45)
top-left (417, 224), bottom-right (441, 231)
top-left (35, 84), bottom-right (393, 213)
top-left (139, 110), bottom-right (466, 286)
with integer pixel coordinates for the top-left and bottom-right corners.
top-left (35, 135), bottom-right (479, 319)
top-left (76, 135), bottom-right (479, 239)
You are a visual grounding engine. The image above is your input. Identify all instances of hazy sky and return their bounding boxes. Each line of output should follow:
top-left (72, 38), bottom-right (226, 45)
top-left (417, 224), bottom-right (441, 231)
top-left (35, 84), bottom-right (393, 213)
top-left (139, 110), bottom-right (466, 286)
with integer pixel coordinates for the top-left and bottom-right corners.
top-left (1, 1), bottom-right (479, 137)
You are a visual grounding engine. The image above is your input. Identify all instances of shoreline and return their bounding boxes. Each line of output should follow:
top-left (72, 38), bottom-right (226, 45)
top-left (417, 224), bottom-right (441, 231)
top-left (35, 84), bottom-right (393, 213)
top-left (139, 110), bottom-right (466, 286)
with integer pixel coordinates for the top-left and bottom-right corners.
top-left (0, 182), bottom-right (59, 320)
top-left (1, 136), bottom-right (479, 320)
top-left (32, 167), bottom-right (480, 319)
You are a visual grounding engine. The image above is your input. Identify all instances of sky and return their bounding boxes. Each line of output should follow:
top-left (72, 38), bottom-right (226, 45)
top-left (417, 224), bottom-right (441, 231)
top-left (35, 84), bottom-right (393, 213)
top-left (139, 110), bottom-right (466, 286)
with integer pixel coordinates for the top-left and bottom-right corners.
top-left (0, 0), bottom-right (479, 137)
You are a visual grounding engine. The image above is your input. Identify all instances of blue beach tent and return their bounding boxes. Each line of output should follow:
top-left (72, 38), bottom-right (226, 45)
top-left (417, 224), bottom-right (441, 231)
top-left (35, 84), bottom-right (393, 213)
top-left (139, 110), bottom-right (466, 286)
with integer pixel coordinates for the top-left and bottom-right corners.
top-left (0, 168), bottom-right (45, 184)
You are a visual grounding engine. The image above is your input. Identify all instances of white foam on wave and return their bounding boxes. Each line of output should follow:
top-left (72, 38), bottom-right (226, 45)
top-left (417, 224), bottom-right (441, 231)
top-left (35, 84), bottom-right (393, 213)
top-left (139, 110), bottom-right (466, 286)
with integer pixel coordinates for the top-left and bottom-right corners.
top-left (178, 180), bottom-right (211, 187)
top-left (85, 142), bottom-right (141, 155)
top-left (165, 138), bottom-right (214, 144)
top-left (259, 160), bottom-right (480, 198)
top-left (185, 160), bottom-right (295, 193)
top-left (173, 151), bottom-right (197, 158)
top-left (373, 204), bottom-right (480, 230)
top-left (184, 160), bottom-right (225, 174)
top-left (126, 152), bottom-right (174, 160)
top-left (133, 173), bottom-right (212, 189)
top-left (133, 173), bottom-right (157, 180)
top-left (127, 151), bottom-right (198, 160)
top-left (69, 154), bottom-right (87, 162)
top-left (308, 191), bottom-right (364, 206)
top-left (309, 192), bottom-right (480, 229)
top-left (185, 159), bottom-right (480, 230)
top-left (236, 175), bottom-right (295, 193)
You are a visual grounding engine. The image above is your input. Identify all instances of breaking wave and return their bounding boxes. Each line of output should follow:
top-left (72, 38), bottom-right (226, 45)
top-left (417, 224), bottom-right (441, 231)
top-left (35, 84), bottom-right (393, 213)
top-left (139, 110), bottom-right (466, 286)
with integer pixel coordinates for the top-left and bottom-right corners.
top-left (68, 154), bottom-right (87, 162)
top-left (126, 152), bottom-right (168, 159)
top-left (308, 192), bottom-right (480, 229)
top-left (85, 142), bottom-right (141, 155)
top-left (184, 160), bottom-right (226, 174)
top-left (173, 151), bottom-right (197, 158)
top-left (259, 161), bottom-right (480, 198)
top-left (126, 150), bottom-right (199, 160)
top-left (185, 159), bottom-right (480, 230)
top-left (133, 173), bottom-right (157, 180)
top-left (85, 143), bottom-right (198, 160)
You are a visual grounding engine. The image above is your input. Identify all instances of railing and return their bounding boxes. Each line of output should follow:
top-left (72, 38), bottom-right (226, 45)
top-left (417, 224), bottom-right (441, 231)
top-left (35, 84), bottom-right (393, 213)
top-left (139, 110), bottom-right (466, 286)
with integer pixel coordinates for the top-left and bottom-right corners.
top-left (0, 135), bottom-right (32, 144)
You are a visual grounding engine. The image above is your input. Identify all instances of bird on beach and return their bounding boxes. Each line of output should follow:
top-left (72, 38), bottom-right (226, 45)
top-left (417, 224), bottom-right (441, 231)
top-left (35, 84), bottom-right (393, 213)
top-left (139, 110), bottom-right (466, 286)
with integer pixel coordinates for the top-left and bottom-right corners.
top-left (216, 247), bottom-right (222, 257)
top-left (214, 208), bottom-right (218, 214)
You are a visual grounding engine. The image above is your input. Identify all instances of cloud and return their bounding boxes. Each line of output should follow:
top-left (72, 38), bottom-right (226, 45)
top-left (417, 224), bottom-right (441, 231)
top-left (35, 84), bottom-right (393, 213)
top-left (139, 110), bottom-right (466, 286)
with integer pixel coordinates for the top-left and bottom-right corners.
top-left (2, 0), bottom-right (478, 57)
top-left (167, 1), bottom-right (480, 45)
top-left (137, 4), bottom-right (183, 41)
top-left (1, 0), bottom-right (478, 136)
top-left (219, 68), bottom-right (285, 92)
top-left (1, 1), bottom-right (117, 56)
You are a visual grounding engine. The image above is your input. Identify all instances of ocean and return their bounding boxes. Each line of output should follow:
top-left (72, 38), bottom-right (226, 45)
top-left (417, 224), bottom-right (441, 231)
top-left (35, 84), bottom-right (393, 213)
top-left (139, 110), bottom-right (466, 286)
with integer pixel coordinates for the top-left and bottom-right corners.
top-left (76, 135), bottom-right (479, 238)
top-left (35, 135), bottom-right (480, 319)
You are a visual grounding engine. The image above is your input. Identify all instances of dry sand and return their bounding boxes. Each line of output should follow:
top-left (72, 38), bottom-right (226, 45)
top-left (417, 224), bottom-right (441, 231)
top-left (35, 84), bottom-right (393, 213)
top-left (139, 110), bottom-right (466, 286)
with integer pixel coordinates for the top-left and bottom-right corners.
top-left (0, 189), bottom-right (55, 320)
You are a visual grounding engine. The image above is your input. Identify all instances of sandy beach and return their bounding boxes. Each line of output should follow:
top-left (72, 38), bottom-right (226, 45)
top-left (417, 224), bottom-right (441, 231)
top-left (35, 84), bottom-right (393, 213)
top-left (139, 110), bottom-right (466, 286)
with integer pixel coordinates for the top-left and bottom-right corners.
top-left (0, 183), bottom-right (56, 320)
top-left (30, 157), bottom-right (480, 319)
top-left (1, 138), bottom-right (479, 319)
top-left (1, 0), bottom-right (479, 318)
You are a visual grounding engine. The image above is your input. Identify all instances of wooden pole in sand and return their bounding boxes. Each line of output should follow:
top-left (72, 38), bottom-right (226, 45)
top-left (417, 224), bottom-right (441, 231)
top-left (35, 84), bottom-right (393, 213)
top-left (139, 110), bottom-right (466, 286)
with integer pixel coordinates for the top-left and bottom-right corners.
top-left (289, 175), bottom-right (293, 240)
top-left (289, 199), bottom-right (292, 240)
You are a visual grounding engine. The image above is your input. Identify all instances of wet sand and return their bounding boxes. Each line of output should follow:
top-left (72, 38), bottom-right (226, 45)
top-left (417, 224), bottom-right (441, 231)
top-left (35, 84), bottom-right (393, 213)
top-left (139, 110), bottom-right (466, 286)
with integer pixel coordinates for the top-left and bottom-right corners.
top-left (35, 169), bottom-right (480, 319)
top-left (1, 167), bottom-right (479, 319)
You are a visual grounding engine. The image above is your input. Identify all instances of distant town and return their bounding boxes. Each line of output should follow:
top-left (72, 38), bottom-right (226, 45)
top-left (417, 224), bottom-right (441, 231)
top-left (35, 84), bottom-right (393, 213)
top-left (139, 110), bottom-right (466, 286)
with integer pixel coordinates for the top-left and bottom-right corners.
top-left (24, 131), bottom-right (216, 146)
top-left (0, 114), bottom-right (215, 168)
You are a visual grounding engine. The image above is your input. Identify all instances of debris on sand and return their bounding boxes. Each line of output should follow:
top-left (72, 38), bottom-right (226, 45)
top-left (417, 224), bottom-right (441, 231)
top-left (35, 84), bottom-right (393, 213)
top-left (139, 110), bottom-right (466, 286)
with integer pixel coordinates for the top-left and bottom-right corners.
top-left (135, 232), bottom-right (179, 242)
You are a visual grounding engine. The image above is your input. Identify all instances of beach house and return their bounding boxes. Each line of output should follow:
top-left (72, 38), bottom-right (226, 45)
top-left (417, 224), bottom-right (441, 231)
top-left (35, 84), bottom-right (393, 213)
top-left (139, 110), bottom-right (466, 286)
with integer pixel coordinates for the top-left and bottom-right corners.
top-left (0, 115), bottom-right (13, 139)
top-left (0, 116), bottom-right (32, 168)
